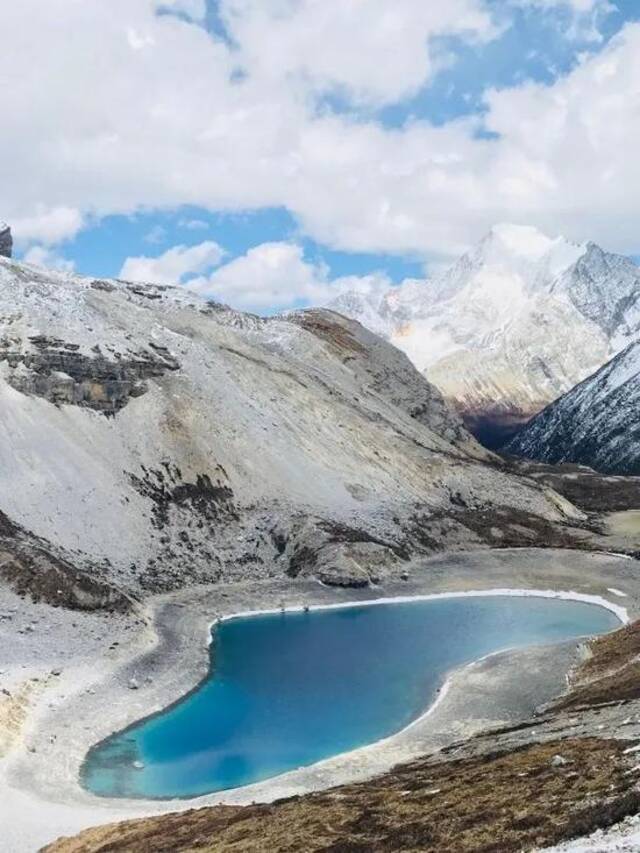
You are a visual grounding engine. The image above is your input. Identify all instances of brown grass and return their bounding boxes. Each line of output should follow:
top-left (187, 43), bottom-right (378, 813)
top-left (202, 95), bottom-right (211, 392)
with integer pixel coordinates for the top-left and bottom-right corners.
top-left (292, 311), bottom-right (367, 358)
top-left (45, 739), bottom-right (640, 853)
top-left (555, 619), bottom-right (640, 710)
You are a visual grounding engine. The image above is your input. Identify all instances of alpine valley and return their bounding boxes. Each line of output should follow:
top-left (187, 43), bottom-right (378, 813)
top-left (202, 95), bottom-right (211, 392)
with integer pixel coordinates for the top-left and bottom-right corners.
top-left (331, 224), bottom-right (640, 448)
top-left (5, 227), bottom-right (640, 853)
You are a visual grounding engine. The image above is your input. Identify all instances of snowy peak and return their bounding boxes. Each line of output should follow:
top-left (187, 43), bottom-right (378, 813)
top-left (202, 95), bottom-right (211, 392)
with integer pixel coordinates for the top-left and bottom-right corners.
top-left (450, 224), bottom-right (586, 297)
top-left (560, 241), bottom-right (640, 335)
top-left (479, 223), bottom-right (584, 267)
top-left (329, 225), bottom-right (640, 448)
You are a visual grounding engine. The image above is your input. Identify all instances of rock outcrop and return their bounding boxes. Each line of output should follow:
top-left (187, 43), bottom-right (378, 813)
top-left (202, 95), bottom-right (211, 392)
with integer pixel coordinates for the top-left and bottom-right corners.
top-left (0, 223), bottom-right (11, 258)
top-left (0, 333), bottom-right (180, 415)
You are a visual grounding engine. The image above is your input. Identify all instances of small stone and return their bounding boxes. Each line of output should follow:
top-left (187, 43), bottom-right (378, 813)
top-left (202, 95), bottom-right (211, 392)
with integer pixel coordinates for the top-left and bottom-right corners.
top-left (51, 668), bottom-right (62, 677)
top-left (132, 760), bottom-right (145, 770)
top-left (128, 677), bottom-right (139, 690)
top-left (551, 754), bottom-right (568, 767)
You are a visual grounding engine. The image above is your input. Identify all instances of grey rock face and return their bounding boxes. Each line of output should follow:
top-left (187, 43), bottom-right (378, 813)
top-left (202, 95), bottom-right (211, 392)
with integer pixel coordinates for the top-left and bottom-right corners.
top-left (0, 334), bottom-right (180, 414)
top-left (506, 341), bottom-right (640, 475)
top-left (0, 222), bottom-right (11, 258)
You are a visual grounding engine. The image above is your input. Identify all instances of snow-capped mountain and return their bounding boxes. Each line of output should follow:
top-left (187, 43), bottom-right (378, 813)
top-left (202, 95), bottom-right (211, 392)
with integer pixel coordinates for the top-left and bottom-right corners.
top-left (506, 340), bottom-right (640, 475)
top-left (0, 251), bottom-right (578, 604)
top-left (330, 224), bottom-right (640, 447)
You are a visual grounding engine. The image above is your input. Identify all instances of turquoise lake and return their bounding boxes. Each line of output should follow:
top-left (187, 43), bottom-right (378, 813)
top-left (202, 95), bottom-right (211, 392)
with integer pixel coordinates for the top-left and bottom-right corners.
top-left (82, 595), bottom-right (620, 799)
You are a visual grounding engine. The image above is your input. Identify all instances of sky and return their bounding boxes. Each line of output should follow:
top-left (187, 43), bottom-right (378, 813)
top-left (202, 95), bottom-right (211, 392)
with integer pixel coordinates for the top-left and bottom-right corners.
top-left (3, 0), bottom-right (640, 313)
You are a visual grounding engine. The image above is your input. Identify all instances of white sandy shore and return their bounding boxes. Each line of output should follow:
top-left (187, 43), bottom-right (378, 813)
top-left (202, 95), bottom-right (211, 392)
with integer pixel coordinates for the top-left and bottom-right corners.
top-left (221, 586), bottom-right (630, 624)
top-left (2, 547), bottom-right (639, 852)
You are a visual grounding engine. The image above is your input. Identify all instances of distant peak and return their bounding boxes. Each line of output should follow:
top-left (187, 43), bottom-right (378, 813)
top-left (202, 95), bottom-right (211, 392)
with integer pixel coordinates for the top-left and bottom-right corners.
top-left (473, 223), bottom-right (587, 276)
top-left (483, 223), bottom-right (557, 257)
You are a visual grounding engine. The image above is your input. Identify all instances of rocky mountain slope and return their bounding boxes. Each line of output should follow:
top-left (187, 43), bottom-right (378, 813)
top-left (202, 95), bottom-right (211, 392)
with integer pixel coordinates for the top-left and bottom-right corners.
top-left (0, 254), bottom-right (581, 606)
top-left (506, 341), bottom-right (640, 475)
top-left (331, 224), bottom-right (640, 447)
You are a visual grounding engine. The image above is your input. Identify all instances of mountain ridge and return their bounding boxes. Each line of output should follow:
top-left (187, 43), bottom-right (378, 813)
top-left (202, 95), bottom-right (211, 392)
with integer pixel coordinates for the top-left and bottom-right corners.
top-left (506, 340), bottom-right (640, 475)
top-left (0, 253), bottom-right (582, 604)
top-left (330, 225), bottom-right (640, 447)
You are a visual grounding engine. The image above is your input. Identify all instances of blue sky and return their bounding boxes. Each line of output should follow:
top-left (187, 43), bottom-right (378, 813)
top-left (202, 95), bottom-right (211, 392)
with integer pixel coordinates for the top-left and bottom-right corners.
top-left (5, 0), bottom-right (640, 312)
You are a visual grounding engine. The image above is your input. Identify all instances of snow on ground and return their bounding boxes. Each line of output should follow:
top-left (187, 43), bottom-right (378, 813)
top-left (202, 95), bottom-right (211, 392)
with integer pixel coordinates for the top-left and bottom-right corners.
top-left (541, 815), bottom-right (640, 852)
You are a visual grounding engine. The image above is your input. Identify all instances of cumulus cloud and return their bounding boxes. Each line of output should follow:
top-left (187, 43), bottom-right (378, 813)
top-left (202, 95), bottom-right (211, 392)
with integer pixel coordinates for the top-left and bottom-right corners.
top-left (220, 0), bottom-right (497, 107)
top-left (186, 241), bottom-right (393, 312)
top-left (2, 0), bottom-right (640, 270)
top-left (0, 1), bottom-right (498, 253)
top-left (22, 245), bottom-right (75, 273)
top-left (189, 242), bottom-right (330, 309)
top-left (120, 240), bottom-right (226, 284)
top-left (11, 206), bottom-right (84, 246)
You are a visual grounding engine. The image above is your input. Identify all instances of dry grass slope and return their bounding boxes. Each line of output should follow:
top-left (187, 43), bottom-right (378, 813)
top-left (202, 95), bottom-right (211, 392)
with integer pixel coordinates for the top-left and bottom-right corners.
top-left (45, 738), bottom-right (640, 853)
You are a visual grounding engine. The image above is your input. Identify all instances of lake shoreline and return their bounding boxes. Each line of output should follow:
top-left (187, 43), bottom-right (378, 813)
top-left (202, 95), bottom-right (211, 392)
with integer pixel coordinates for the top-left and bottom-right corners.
top-left (84, 590), bottom-right (623, 800)
top-left (3, 547), bottom-right (640, 851)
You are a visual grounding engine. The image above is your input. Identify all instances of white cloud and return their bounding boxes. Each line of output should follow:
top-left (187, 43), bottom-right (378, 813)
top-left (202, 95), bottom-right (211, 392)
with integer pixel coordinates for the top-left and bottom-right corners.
top-left (120, 240), bottom-right (226, 284)
top-left (179, 218), bottom-right (209, 230)
top-left (0, 1), bottom-right (499, 252)
top-left (220, 0), bottom-right (497, 107)
top-left (186, 241), bottom-right (393, 312)
top-left (11, 206), bottom-right (84, 246)
top-left (22, 245), bottom-right (75, 273)
top-left (2, 1), bottom-right (640, 271)
top-left (189, 242), bottom-right (329, 309)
